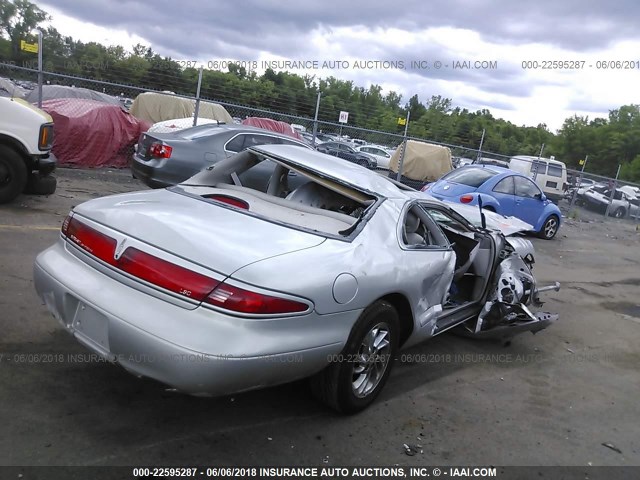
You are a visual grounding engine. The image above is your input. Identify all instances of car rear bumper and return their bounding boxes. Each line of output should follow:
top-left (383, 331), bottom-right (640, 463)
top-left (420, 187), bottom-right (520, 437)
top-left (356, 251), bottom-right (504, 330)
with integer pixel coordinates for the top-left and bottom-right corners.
top-left (131, 153), bottom-right (203, 189)
top-left (34, 241), bottom-right (346, 396)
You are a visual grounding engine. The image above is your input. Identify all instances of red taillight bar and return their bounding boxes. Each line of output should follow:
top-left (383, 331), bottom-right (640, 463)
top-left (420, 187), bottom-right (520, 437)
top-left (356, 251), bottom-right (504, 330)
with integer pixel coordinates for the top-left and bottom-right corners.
top-left (205, 282), bottom-right (308, 314)
top-left (118, 248), bottom-right (220, 301)
top-left (61, 215), bottom-right (309, 314)
top-left (62, 216), bottom-right (218, 301)
top-left (63, 214), bottom-right (117, 265)
top-left (149, 142), bottom-right (172, 158)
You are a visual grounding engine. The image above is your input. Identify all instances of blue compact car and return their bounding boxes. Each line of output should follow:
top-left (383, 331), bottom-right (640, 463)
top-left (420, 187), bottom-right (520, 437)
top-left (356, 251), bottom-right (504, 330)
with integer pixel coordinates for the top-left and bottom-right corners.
top-left (423, 165), bottom-right (562, 239)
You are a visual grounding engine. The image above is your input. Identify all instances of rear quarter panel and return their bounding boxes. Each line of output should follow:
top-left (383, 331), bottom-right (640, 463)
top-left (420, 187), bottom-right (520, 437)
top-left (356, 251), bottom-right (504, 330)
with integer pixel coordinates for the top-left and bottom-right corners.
top-left (230, 200), bottom-right (455, 339)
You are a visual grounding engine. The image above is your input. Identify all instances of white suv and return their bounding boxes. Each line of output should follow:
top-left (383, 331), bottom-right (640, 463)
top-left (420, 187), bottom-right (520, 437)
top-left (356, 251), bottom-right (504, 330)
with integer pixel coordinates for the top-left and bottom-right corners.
top-left (509, 155), bottom-right (567, 203)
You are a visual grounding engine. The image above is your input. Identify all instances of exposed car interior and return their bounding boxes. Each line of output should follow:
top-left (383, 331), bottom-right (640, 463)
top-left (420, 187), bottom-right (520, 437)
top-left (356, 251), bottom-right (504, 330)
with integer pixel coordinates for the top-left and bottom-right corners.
top-left (401, 204), bottom-right (495, 307)
top-left (181, 150), bottom-right (377, 237)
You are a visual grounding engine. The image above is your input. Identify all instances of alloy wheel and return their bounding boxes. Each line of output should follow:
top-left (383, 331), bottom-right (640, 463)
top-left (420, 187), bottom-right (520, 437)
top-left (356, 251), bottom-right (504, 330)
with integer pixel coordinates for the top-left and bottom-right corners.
top-left (351, 322), bottom-right (391, 398)
top-left (544, 217), bottom-right (558, 239)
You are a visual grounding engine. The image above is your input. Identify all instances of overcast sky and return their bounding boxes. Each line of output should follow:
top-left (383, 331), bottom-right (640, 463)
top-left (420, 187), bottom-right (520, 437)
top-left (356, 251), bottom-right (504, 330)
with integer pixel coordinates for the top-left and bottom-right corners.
top-left (40, 0), bottom-right (640, 131)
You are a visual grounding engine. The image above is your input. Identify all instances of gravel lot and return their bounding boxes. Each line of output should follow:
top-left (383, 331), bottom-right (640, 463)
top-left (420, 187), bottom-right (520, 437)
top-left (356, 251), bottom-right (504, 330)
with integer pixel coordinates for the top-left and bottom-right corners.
top-left (1, 168), bottom-right (639, 469)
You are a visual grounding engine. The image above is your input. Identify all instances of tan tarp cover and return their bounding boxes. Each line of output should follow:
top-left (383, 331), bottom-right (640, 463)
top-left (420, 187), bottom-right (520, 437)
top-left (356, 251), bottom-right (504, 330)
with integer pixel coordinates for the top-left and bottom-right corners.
top-left (130, 92), bottom-right (233, 124)
top-left (389, 140), bottom-right (453, 181)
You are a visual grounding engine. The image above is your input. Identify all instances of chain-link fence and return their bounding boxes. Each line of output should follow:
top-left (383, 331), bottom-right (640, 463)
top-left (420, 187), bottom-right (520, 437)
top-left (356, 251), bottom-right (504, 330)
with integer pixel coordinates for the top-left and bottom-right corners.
top-left (2, 61), bottom-right (639, 220)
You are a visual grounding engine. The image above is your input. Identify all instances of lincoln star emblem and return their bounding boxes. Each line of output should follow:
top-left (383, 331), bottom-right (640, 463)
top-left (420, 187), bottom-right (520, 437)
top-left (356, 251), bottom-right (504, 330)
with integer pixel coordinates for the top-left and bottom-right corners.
top-left (114, 238), bottom-right (127, 259)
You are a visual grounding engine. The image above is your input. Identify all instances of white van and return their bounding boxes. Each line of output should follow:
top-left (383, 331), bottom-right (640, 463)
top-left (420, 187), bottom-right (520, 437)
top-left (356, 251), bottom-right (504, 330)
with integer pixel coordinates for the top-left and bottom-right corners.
top-left (509, 155), bottom-right (567, 202)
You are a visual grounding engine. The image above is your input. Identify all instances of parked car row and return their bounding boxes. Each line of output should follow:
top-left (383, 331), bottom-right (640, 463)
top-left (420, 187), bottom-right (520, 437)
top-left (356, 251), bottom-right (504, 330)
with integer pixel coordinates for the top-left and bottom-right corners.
top-left (423, 165), bottom-right (563, 239)
top-left (575, 183), bottom-right (640, 218)
top-left (453, 155), bottom-right (569, 206)
top-left (131, 123), bottom-right (568, 240)
top-left (315, 141), bottom-right (378, 168)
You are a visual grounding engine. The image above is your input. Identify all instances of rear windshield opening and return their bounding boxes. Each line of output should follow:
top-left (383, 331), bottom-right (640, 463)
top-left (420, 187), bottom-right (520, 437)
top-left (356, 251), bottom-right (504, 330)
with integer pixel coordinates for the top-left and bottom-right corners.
top-left (181, 150), bottom-right (377, 238)
top-left (443, 167), bottom-right (498, 187)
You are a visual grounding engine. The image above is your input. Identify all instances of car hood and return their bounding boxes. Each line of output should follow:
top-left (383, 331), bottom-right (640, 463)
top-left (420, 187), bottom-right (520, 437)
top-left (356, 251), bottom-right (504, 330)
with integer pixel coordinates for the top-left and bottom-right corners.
top-left (72, 188), bottom-right (326, 276)
top-left (447, 202), bottom-right (534, 236)
top-left (583, 190), bottom-right (608, 202)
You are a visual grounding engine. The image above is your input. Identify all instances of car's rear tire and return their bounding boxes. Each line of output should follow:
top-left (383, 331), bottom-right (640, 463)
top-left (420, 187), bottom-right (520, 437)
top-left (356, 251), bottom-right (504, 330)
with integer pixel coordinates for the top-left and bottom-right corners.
top-left (310, 300), bottom-right (399, 414)
top-left (538, 214), bottom-right (559, 239)
top-left (612, 207), bottom-right (625, 218)
top-left (24, 173), bottom-right (57, 196)
top-left (482, 206), bottom-right (495, 212)
top-left (0, 145), bottom-right (28, 204)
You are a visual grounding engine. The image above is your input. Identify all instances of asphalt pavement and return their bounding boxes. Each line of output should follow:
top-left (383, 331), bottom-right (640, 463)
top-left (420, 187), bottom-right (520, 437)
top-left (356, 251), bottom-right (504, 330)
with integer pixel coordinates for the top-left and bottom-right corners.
top-left (1, 168), bottom-right (639, 468)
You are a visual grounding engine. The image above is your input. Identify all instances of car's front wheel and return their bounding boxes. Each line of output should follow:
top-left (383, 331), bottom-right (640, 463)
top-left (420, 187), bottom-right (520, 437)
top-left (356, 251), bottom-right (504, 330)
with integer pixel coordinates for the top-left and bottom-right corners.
top-left (24, 173), bottom-right (57, 195)
top-left (310, 301), bottom-right (399, 413)
top-left (538, 214), bottom-right (559, 239)
top-left (612, 207), bottom-right (625, 218)
top-left (0, 145), bottom-right (28, 204)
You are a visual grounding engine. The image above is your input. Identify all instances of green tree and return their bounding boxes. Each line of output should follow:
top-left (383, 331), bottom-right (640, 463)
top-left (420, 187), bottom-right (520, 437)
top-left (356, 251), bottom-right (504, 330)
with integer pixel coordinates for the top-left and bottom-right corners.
top-left (0, 0), bottom-right (49, 58)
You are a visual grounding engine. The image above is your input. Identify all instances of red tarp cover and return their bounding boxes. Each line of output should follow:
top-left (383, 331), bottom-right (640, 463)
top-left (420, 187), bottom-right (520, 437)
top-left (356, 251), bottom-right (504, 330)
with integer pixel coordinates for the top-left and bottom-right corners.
top-left (241, 117), bottom-right (302, 140)
top-left (41, 98), bottom-right (151, 168)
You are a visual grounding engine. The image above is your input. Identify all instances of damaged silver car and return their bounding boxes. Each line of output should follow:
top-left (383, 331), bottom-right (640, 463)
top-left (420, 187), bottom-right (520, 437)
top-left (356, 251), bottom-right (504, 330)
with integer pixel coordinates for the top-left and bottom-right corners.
top-left (34, 144), bottom-right (559, 413)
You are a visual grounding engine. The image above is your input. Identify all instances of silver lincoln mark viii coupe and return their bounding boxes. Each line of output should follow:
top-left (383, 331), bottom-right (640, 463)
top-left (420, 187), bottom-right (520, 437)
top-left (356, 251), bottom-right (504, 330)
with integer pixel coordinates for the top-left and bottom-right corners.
top-left (34, 144), bottom-right (560, 413)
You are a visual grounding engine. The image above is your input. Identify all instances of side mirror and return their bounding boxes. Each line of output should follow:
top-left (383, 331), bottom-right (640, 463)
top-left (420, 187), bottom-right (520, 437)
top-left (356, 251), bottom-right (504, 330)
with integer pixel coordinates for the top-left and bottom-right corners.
top-left (536, 192), bottom-right (547, 201)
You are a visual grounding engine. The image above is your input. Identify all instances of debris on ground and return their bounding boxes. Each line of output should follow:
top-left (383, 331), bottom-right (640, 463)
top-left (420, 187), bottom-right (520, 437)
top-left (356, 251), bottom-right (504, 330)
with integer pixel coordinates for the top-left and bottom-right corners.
top-left (403, 443), bottom-right (423, 456)
top-left (601, 442), bottom-right (622, 454)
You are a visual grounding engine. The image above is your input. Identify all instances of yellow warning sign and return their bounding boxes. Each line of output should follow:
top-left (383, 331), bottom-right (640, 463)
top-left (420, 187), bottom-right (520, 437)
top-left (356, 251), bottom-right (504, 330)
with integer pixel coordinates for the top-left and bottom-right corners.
top-left (20, 40), bottom-right (38, 53)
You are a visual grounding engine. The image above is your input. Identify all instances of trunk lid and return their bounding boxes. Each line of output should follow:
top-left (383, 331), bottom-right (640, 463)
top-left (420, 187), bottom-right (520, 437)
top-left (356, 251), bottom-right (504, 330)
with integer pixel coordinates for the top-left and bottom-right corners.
top-left (72, 188), bottom-right (325, 276)
top-left (430, 181), bottom-right (475, 199)
top-left (136, 131), bottom-right (187, 160)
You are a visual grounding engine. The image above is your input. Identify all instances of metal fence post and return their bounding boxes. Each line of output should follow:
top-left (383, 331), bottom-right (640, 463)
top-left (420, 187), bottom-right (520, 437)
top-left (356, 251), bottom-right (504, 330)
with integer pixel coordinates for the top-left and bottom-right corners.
top-left (475, 128), bottom-right (485, 163)
top-left (569, 155), bottom-right (588, 211)
top-left (193, 66), bottom-right (203, 127)
top-left (604, 164), bottom-right (621, 218)
top-left (37, 30), bottom-right (43, 108)
top-left (396, 111), bottom-right (411, 181)
top-left (532, 143), bottom-right (545, 182)
top-left (312, 91), bottom-right (321, 145)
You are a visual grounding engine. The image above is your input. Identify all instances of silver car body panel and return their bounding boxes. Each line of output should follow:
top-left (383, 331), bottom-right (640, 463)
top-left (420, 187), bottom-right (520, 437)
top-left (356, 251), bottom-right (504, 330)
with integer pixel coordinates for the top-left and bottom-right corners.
top-left (71, 189), bottom-right (327, 275)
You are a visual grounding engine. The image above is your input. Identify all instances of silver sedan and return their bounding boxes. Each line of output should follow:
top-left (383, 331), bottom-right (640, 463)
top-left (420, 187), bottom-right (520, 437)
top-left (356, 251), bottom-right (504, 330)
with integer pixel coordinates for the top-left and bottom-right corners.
top-left (34, 144), bottom-right (559, 413)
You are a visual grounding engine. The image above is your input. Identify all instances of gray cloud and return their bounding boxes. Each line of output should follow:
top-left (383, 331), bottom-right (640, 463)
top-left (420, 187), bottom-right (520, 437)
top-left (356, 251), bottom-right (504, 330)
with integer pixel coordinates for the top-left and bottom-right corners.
top-left (566, 97), bottom-right (617, 115)
top-left (42, 0), bottom-right (640, 53)
top-left (457, 95), bottom-right (516, 112)
top-left (39, 0), bottom-right (632, 125)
